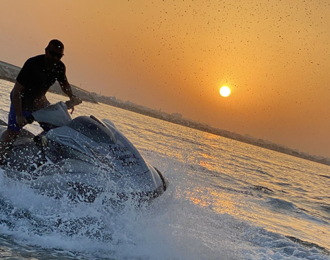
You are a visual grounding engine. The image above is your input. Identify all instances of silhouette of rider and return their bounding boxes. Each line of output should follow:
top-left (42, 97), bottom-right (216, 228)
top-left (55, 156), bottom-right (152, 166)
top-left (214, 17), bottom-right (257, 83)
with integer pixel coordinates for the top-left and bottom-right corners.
top-left (0, 39), bottom-right (82, 164)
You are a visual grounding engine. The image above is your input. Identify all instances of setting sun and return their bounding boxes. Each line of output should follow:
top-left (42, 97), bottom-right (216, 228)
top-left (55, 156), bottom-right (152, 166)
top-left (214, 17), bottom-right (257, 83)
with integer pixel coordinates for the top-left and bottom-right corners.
top-left (219, 86), bottom-right (231, 97)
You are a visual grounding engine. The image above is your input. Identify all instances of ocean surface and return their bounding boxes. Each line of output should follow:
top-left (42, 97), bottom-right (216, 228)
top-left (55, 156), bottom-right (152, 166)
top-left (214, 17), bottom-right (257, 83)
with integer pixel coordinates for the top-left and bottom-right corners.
top-left (0, 79), bottom-right (329, 260)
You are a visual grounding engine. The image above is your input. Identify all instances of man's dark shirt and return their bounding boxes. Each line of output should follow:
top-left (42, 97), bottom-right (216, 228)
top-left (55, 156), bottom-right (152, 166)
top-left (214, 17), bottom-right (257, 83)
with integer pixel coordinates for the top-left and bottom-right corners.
top-left (15, 55), bottom-right (67, 111)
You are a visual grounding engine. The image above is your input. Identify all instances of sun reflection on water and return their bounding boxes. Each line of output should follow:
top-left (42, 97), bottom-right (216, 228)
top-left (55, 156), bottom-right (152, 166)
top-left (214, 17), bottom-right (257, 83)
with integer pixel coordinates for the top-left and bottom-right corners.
top-left (184, 187), bottom-right (244, 217)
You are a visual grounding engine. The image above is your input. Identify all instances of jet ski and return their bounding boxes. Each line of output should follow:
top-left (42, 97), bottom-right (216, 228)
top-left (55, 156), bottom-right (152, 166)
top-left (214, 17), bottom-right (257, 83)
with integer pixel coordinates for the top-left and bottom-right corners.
top-left (0, 101), bottom-right (168, 206)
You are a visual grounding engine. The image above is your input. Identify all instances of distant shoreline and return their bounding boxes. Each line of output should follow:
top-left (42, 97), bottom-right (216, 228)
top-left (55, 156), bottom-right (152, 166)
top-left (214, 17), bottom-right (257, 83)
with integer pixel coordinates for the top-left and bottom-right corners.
top-left (1, 60), bottom-right (329, 166)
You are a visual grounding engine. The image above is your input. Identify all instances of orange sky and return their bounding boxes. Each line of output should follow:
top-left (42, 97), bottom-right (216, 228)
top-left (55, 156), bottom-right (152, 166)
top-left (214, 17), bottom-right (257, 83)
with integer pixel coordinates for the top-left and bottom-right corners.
top-left (1, 0), bottom-right (330, 157)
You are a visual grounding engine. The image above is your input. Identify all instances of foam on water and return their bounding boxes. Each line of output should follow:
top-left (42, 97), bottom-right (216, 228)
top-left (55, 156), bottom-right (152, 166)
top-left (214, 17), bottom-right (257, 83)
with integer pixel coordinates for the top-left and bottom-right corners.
top-left (1, 157), bottom-right (330, 260)
top-left (0, 160), bottom-right (240, 260)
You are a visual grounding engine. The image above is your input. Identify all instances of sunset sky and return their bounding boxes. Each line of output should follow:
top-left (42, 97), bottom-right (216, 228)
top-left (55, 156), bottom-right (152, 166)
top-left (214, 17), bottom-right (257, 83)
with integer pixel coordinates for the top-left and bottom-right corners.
top-left (1, 0), bottom-right (330, 157)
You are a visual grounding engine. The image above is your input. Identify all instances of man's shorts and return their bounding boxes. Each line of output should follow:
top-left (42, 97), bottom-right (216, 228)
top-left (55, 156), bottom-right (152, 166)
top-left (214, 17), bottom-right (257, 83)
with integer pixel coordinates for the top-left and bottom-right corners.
top-left (7, 103), bottom-right (32, 132)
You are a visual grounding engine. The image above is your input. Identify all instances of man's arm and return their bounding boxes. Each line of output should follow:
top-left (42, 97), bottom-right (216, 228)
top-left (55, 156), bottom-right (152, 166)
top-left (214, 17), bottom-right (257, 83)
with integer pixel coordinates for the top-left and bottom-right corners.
top-left (12, 81), bottom-right (28, 127)
top-left (59, 80), bottom-right (82, 109)
top-left (59, 80), bottom-right (74, 98)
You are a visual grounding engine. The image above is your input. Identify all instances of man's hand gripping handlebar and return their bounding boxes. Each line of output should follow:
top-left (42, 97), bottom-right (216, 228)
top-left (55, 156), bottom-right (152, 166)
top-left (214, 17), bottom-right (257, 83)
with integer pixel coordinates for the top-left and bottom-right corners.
top-left (65, 95), bottom-right (82, 114)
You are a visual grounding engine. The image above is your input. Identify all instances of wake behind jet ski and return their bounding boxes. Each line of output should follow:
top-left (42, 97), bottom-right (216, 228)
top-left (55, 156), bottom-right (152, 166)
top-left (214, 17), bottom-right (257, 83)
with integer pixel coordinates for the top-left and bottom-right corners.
top-left (0, 101), bottom-right (168, 206)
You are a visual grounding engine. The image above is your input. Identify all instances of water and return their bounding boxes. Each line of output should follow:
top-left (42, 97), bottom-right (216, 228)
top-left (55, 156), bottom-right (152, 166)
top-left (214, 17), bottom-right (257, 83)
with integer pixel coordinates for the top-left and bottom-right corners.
top-left (0, 79), bottom-right (329, 260)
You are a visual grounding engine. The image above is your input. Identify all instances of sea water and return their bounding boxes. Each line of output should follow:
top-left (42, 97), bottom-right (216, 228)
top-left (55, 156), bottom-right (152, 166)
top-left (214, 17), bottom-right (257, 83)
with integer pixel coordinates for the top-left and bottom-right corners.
top-left (0, 79), bottom-right (329, 260)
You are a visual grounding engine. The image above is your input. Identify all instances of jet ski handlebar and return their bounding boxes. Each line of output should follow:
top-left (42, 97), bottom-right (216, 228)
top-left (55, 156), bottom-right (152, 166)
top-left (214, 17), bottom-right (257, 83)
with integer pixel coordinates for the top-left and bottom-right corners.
top-left (25, 97), bottom-right (82, 125)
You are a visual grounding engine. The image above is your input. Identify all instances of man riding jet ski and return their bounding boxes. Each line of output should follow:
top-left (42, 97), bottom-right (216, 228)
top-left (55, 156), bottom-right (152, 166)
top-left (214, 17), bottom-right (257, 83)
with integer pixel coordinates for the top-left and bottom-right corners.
top-left (0, 101), bottom-right (168, 205)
